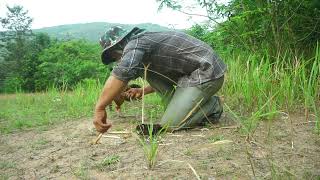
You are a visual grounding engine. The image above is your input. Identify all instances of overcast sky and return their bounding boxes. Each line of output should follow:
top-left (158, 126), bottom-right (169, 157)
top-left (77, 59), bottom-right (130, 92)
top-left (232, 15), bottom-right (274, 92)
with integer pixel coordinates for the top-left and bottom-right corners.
top-left (0, 0), bottom-right (209, 29)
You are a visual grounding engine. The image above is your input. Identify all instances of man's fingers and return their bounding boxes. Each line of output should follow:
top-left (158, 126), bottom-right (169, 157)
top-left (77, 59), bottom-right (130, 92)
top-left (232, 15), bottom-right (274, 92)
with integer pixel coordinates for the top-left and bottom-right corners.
top-left (95, 123), bottom-right (112, 133)
top-left (135, 93), bottom-right (141, 98)
top-left (93, 120), bottom-right (112, 133)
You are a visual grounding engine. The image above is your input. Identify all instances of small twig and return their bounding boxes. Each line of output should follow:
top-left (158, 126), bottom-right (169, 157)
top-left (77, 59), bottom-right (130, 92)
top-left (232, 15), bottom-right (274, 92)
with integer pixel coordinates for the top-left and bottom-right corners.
top-left (50, 148), bottom-right (62, 154)
top-left (211, 140), bottom-right (233, 145)
top-left (102, 135), bottom-right (121, 139)
top-left (191, 134), bottom-right (205, 137)
top-left (108, 131), bottom-right (131, 134)
top-left (294, 121), bottom-right (316, 126)
top-left (188, 163), bottom-right (201, 180)
top-left (168, 134), bottom-right (183, 137)
top-left (155, 159), bottom-right (201, 179)
top-left (159, 143), bottom-right (173, 146)
top-left (142, 63), bottom-right (151, 124)
top-left (245, 145), bottom-right (256, 178)
top-left (93, 133), bottom-right (103, 144)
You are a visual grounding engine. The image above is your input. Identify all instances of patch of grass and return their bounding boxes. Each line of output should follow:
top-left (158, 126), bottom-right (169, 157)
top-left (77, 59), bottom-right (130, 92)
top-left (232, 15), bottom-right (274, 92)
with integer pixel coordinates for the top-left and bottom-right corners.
top-left (0, 79), bottom-right (102, 133)
top-left (138, 133), bottom-right (160, 169)
top-left (137, 123), bottom-right (167, 169)
top-left (303, 171), bottom-right (320, 180)
top-left (30, 138), bottom-right (49, 150)
top-left (95, 155), bottom-right (120, 171)
top-left (0, 174), bottom-right (9, 180)
top-left (0, 161), bottom-right (16, 170)
top-left (184, 148), bottom-right (193, 156)
top-left (208, 135), bottom-right (224, 143)
top-left (225, 92), bottom-right (279, 139)
top-left (222, 49), bottom-right (319, 134)
top-left (72, 161), bottom-right (90, 180)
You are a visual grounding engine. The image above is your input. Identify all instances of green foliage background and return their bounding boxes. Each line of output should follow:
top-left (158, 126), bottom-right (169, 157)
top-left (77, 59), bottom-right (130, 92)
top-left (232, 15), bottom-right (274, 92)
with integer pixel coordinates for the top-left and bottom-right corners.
top-left (0, 6), bottom-right (170, 93)
top-left (0, 1), bottom-right (319, 135)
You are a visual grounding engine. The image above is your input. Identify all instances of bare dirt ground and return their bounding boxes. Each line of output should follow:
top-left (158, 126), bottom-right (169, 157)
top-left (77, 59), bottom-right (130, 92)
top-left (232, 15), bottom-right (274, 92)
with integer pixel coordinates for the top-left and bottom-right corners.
top-left (1, 109), bottom-right (319, 179)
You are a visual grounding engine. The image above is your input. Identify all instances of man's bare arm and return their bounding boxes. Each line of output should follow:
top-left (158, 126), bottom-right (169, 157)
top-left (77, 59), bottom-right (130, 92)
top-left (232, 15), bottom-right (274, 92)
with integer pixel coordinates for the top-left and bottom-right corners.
top-left (93, 75), bottom-right (128, 133)
top-left (143, 85), bottom-right (155, 95)
top-left (95, 76), bottom-right (128, 110)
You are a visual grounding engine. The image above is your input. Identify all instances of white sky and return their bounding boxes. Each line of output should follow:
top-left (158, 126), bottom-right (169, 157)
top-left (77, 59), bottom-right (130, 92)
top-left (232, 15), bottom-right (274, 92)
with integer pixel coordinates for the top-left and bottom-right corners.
top-left (0, 0), bottom-right (209, 29)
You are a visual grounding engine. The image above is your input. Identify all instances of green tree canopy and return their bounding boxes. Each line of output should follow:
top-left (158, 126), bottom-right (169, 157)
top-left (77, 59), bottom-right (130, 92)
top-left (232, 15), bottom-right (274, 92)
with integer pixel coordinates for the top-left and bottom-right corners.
top-left (157, 0), bottom-right (320, 55)
top-left (35, 40), bottom-right (109, 90)
top-left (0, 5), bottom-right (33, 92)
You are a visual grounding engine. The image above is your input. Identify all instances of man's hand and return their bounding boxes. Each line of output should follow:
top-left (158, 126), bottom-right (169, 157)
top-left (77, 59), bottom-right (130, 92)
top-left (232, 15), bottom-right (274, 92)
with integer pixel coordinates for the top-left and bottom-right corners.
top-left (125, 88), bottom-right (143, 99)
top-left (125, 86), bottom-right (155, 100)
top-left (93, 75), bottom-right (127, 133)
top-left (93, 108), bottom-right (112, 133)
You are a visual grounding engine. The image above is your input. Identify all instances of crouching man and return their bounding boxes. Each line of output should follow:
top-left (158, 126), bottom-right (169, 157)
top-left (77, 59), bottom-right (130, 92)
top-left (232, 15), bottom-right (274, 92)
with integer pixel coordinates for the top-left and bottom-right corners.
top-left (93, 26), bottom-right (227, 133)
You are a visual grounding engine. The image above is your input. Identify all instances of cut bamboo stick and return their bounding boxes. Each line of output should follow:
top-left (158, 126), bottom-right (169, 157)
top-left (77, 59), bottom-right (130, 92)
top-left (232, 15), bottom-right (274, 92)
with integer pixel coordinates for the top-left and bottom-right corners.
top-left (92, 133), bottom-right (103, 144)
top-left (108, 131), bottom-right (131, 134)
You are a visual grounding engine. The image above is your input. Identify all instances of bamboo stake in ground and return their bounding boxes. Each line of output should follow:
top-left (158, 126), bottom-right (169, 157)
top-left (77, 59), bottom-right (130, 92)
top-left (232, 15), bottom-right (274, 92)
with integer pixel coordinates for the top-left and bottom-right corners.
top-left (141, 63), bottom-right (150, 124)
top-left (92, 133), bottom-right (103, 144)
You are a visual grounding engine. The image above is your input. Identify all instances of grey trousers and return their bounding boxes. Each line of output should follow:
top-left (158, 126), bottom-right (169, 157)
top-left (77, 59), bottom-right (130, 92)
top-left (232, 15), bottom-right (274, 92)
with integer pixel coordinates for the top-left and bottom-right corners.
top-left (146, 72), bottom-right (224, 131)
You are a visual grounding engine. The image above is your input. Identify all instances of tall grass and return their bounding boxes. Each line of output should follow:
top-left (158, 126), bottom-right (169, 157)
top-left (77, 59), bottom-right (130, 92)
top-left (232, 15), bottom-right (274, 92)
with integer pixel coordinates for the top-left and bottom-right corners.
top-left (0, 79), bottom-right (102, 133)
top-left (0, 47), bottom-right (319, 134)
top-left (222, 45), bottom-right (319, 133)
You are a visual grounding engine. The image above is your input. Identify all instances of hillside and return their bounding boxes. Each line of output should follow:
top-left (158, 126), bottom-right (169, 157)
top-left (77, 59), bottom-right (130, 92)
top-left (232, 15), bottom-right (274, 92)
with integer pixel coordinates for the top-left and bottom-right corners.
top-left (33, 22), bottom-right (173, 42)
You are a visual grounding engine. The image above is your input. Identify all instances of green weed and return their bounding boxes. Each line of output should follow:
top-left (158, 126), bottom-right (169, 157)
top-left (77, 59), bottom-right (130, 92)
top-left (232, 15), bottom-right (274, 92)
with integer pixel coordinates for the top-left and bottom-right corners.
top-left (0, 161), bottom-right (16, 170)
top-left (184, 148), bottom-right (193, 156)
top-left (72, 161), bottom-right (90, 180)
top-left (208, 135), bottom-right (224, 143)
top-left (137, 124), bottom-right (161, 169)
top-left (96, 155), bottom-right (120, 171)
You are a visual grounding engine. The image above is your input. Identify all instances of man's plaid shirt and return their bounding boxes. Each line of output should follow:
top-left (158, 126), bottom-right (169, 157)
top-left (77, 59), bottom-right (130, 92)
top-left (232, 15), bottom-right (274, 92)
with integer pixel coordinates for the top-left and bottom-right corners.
top-left (112, 30), bottom-right (227, 87)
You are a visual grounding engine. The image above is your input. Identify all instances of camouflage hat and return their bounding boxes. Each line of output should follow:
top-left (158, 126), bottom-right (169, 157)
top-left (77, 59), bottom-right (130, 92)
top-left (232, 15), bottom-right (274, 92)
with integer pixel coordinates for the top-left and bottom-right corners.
top-left (100, 26), bottom-right (140, 65)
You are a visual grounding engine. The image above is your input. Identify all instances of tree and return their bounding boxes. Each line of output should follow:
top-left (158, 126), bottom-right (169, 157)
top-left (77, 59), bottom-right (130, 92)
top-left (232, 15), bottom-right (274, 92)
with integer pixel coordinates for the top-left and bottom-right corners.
top-left (35, 40), bottom-right (109, 90)
top-left (0, 5), bottom-right (33, 92)
top-left (21, 33), bottom-right (52, 91)
top-left (0, 5), bottom-right (33, 40)
top-left (157, 0), bottom-right (320, 55)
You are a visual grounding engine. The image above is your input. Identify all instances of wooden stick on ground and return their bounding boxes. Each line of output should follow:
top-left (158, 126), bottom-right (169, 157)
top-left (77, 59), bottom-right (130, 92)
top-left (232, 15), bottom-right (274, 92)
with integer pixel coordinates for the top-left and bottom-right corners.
top-left (108, 131), bottom-right (131, 134)
top-left (102, 135), bottom-right (121, 139)
top-left (93, 133), bottom-right (103, 144)
top-left (187, 163), bottom-right (201, 180)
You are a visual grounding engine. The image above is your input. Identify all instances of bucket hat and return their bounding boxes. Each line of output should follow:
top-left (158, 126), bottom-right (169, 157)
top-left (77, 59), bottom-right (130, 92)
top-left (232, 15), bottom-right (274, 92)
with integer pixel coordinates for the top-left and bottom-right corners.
top-left (100, 26), bottom-right (140, 65)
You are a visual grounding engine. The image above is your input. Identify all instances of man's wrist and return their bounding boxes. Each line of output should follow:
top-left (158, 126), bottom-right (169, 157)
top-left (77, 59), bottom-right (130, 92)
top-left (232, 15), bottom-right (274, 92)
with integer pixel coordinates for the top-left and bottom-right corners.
top-left (95, 104), bottom-right (106, 111)
top-left (144, 86), bottom-right (155, 94)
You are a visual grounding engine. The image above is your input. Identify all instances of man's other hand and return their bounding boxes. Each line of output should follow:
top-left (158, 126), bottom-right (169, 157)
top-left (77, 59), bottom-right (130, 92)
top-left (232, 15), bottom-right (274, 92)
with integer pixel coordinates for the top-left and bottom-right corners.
top-left (125, 88), bottom-right (143, 99)
top-left (93, 109), bottom-right (112, 133)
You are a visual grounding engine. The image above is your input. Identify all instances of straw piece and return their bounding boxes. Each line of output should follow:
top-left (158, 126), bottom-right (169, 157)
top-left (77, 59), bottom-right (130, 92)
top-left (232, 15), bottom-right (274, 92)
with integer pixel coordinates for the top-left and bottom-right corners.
top-left (108, 131), bottom-right (131, 134)
top-left (92, 133), bottom-right (103, 144)
top-left (188, 163), bottom-right (201, 180)
top-left (102, 135), bottom-right (121, 139)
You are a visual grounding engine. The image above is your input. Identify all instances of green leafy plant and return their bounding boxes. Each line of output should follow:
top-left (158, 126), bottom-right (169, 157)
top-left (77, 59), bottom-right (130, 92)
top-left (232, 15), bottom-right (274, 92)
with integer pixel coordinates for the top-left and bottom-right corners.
top-left (137, 123), bottom-right (166, 169)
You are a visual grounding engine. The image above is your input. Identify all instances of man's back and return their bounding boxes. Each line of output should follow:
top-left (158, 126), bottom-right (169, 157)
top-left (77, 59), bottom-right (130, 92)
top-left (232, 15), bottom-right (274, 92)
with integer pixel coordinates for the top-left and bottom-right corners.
top-left (113, 30), bottom-right (227, 87)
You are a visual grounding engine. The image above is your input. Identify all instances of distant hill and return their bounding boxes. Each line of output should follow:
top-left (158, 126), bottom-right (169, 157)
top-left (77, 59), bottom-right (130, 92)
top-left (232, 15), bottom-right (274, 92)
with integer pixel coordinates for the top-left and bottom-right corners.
top-left (33, 22), bottom-right (173, 42)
